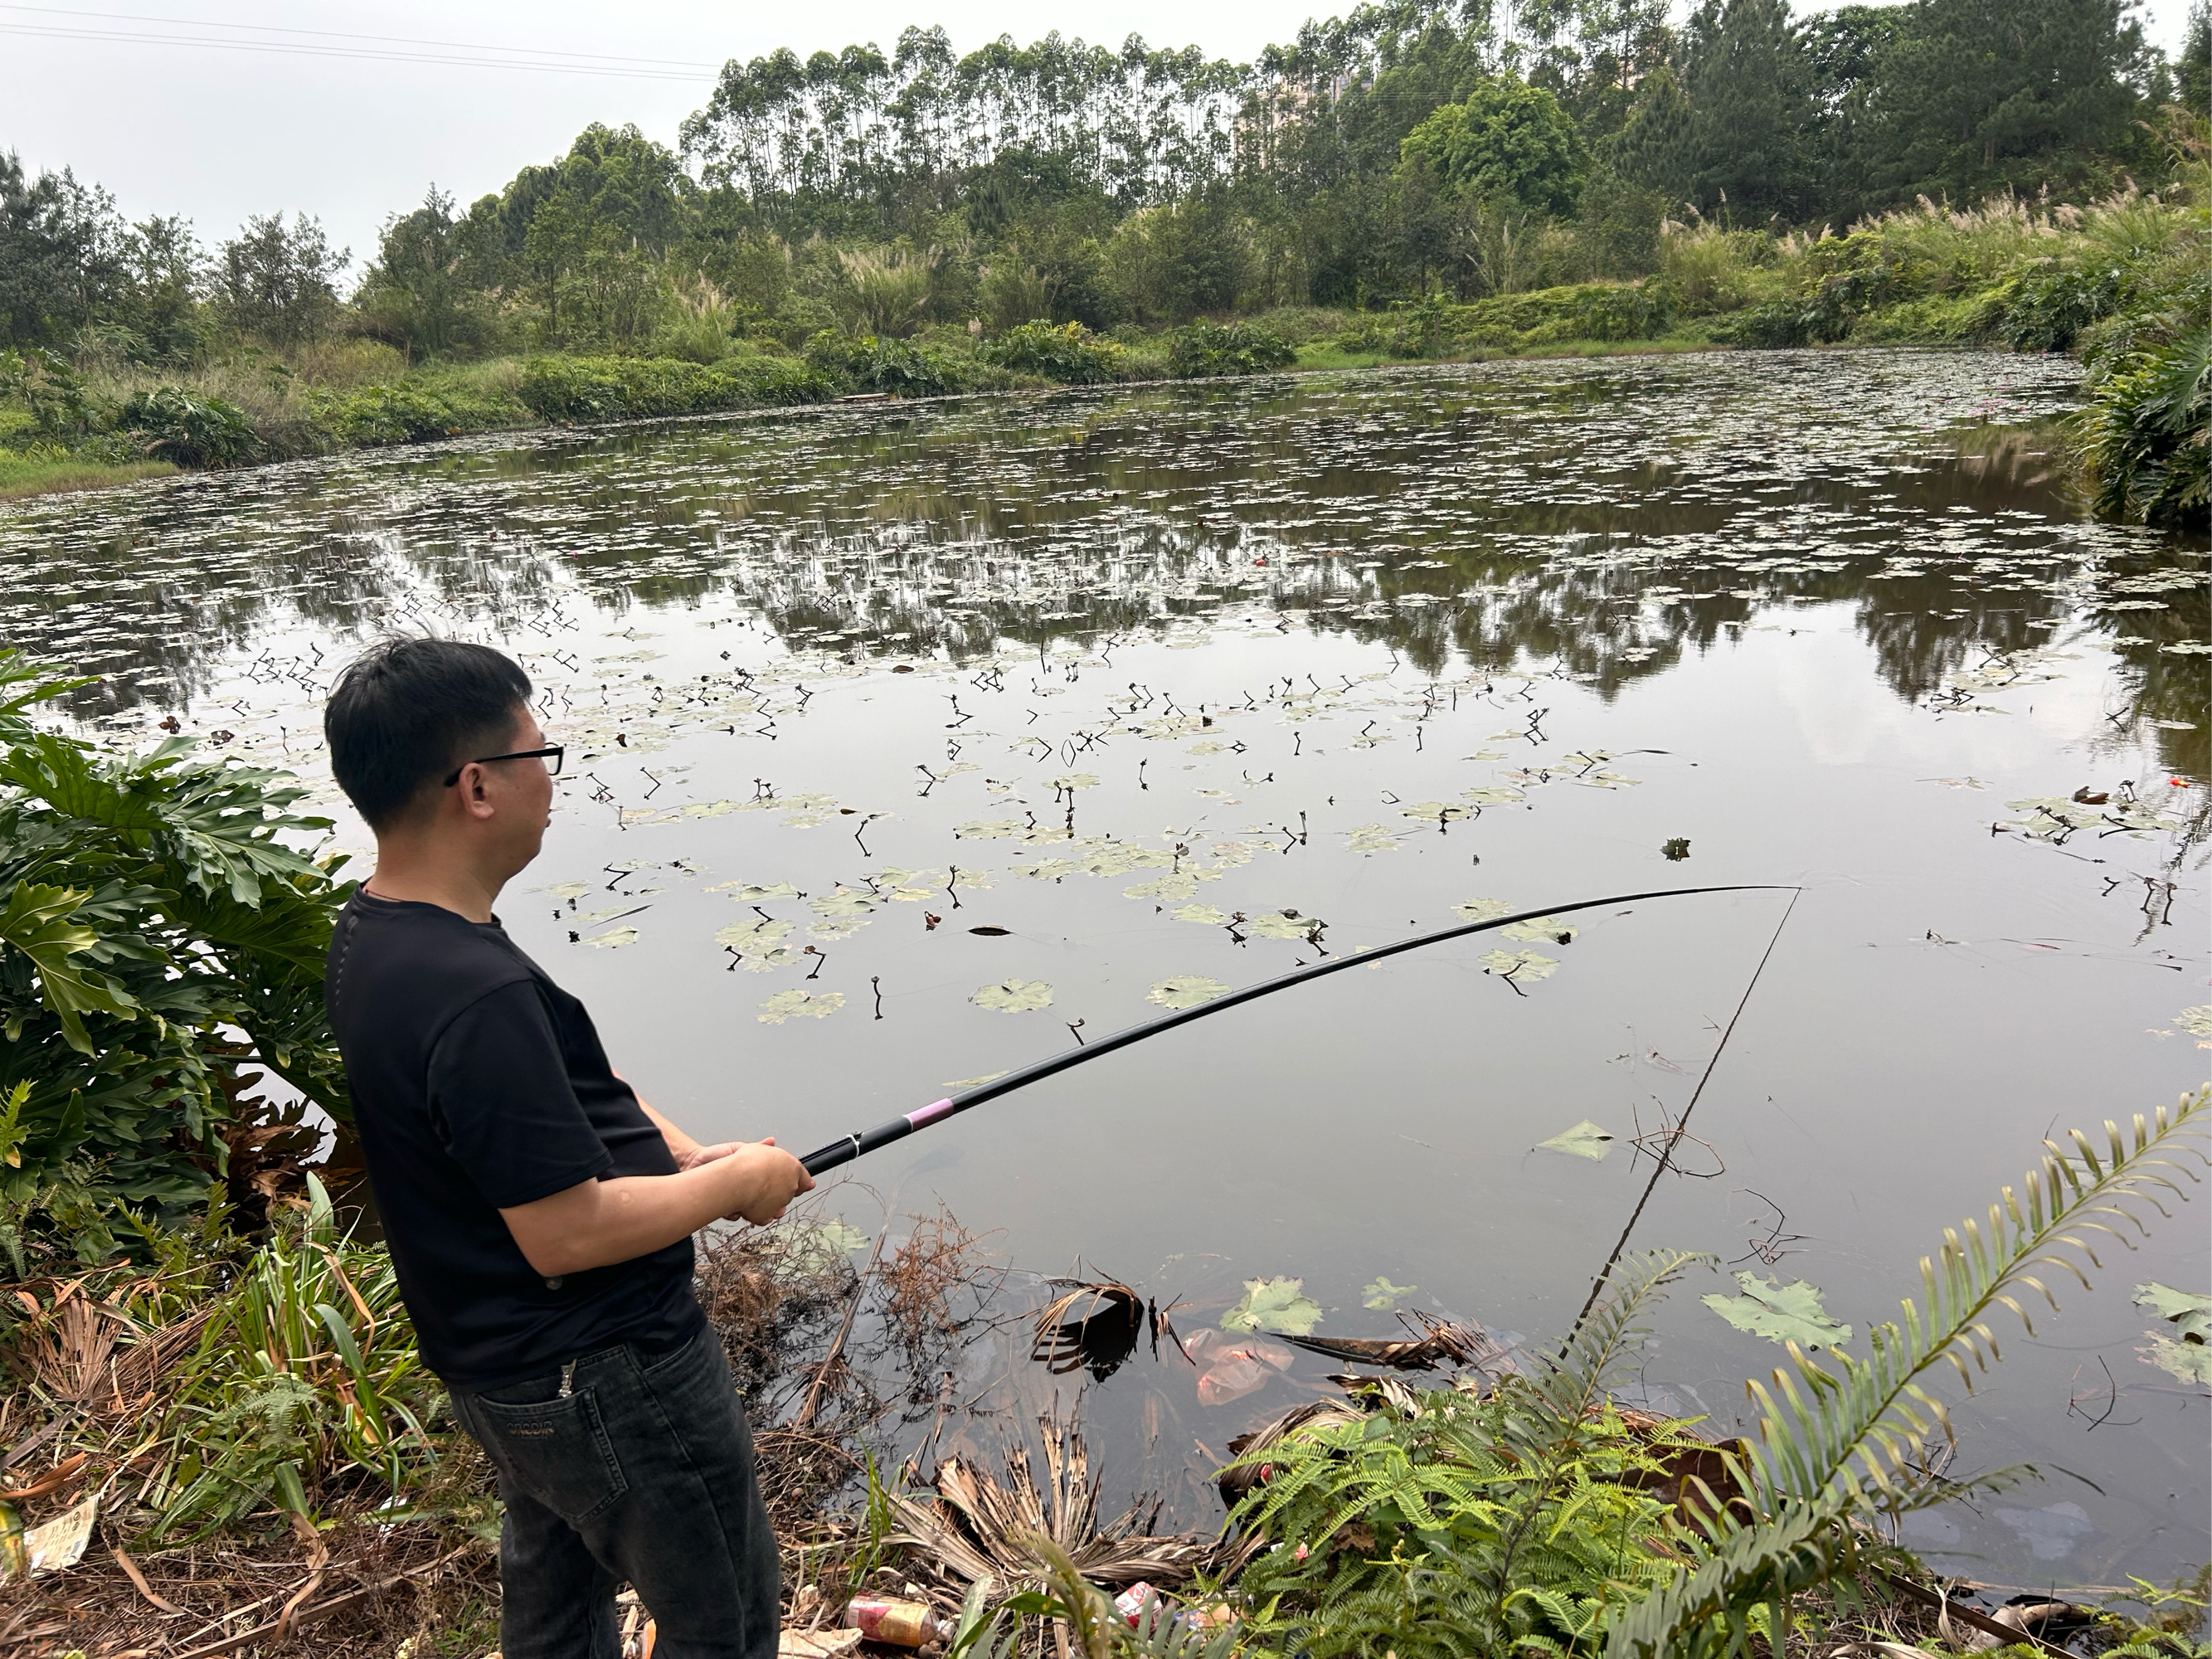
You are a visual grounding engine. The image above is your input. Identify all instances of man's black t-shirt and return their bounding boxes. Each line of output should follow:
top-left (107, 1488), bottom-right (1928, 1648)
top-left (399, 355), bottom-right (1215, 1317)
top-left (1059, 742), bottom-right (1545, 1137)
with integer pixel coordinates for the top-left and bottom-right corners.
top-left (325, 892), bottom-right (702, 1389)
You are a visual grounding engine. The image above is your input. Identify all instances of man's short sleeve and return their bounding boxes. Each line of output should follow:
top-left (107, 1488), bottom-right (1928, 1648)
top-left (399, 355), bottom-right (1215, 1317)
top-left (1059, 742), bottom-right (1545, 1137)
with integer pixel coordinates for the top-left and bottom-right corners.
top-left (426, 980), bottom-right (614, 1209)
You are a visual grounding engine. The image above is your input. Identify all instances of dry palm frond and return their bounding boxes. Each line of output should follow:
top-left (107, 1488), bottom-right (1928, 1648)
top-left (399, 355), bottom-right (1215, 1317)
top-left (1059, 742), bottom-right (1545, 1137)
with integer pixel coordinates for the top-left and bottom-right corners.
top-left (1278, 1312), bottom-right (1513, 1374)
top-left (1029, 1278), bottom-right (1142, 1379)
top-left (1216, 1399), bottom-right (1369, 1505)
top-left (28, 1294), bottom-right (118, 1402)
top-left (890, 1409), bottom-right (1217, 1593)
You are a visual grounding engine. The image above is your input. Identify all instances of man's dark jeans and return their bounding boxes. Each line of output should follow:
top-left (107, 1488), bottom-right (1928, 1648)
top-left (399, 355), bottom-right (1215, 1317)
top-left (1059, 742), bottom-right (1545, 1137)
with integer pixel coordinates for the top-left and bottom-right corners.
top-left (450, 1324), bottom-right (779, 1659)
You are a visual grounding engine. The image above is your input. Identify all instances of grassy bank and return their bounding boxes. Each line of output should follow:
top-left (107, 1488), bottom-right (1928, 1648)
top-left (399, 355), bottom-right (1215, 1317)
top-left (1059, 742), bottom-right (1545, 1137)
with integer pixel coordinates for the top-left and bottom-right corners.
top-left (2, 182), bottom-right (2203, 525)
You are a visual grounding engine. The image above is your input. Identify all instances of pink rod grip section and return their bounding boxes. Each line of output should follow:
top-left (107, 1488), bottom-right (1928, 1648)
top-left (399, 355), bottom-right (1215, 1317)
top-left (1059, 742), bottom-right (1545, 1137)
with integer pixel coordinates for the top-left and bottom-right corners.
top-left (906, 1097), bottom-right (956, 1129)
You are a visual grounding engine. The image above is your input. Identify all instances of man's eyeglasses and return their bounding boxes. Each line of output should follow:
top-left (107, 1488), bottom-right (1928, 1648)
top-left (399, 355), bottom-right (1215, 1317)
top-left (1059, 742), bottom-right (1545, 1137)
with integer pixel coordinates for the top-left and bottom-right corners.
top-left (443, 746), bottom-right (564, 788)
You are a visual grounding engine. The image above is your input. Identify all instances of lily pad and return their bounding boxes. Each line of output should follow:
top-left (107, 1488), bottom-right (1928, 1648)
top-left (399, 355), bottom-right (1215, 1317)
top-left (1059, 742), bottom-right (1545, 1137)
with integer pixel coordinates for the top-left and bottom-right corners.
top-left (712, 881), bottom-right (800, 901)
top-left (1126, 873), bottom-right (1200, 901)
top-left (1364, 1277), bottom-right (1417, 1311)
top-left (1538, 1119), bottom-right (1616, 1160)
top-left (1047, 772), bottom-right (1101, 791)
top-left (1170, 903), bottom-right (1232, 926)
top-left (1703, 1272), bottom-right (1854, 1350)
top-left (1222, 1276), bottom-right (1323, 1335)
top-left (1344, 822), bottom-right (1399, 852)
top-left (1148, 975), bottom-right (1230, 1010)
top-left (547, 881), bottom-right (593, 899)
top-left (758, 988), bottom-right (844, 1024)
top-left (1500, 917), bottom-right (1578, 945)
top-left (2143, 1335), bottom-right (2212, 1385)
top-left (2176, 1007), bottom-right (2212, 1041)
top-left (972, 979), bottom-right (1053, 1013)
top-left (1461, 787), bottom-right (1526, 805)
top-left (2133, 1282), bottom-right (2211, 1343)
top-left (1455, 897), bottom-right (1512, 922)
top-left (782, 1217), bottom-right (871, 1272)
top-left (1480, 948), bottom-right (1558, 982)
top-left (1247, 911), bottom-right (1319, 939)
top-left (955, 819), bottom-right (1028, 839)
top-left (581, 926), bottom-right (639, 948)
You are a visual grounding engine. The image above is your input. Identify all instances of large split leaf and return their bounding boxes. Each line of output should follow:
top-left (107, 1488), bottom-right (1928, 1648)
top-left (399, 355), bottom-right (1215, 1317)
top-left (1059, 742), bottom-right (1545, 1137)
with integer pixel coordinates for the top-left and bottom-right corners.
top-left (1703, 1272), bottom-right (1853, 1350)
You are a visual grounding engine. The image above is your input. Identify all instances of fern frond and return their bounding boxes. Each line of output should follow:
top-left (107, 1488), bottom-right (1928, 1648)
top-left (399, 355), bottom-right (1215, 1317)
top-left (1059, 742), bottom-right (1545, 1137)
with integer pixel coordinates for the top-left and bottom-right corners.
top-left (1607, 1089), bottom-right (2210, 1659)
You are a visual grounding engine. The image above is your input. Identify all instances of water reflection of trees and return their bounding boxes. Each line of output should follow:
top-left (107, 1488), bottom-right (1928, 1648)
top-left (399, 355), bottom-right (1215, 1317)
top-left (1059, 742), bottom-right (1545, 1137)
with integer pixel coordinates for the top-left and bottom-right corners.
top-left (2, 364), bottom-right (2199, 769)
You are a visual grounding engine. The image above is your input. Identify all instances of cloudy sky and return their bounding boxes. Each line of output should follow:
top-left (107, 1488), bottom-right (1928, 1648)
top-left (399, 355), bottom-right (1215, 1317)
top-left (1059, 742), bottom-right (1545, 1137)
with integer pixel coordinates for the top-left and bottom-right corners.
top-left (3, 0), bottom-right (2195, 271)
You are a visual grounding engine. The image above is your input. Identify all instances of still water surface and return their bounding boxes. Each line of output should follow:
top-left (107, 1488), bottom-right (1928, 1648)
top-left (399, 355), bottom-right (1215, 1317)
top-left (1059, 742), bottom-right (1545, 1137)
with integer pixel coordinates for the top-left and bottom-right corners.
top-left (7, 348), bottom-right (2208, 1587)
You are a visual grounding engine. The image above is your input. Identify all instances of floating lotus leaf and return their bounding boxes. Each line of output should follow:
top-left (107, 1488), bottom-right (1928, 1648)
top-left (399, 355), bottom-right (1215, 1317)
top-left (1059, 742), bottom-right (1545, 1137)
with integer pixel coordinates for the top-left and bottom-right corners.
top-left (809, 888), bottom-right (878, 917)
top-left (2176, 1007), bottom-right (2212, 1040)
top-left (1538, 1119), bottom-right (1615, 1160)
top-left (758, 988), bottom-right (844, 1024)
top-left (1455, 897), bottom-right (1511, 921)
top-left (1148, 975), bottom-right (1229, 1010)
top-left (1171, 903), bottom-right (1232, 926)
top-left (713, 881), bottom-right (801, 901)
top-left (972, 979), bottom-right (1053, 1013)
top-left (547, 881), bottom-right (592, 899)
top-left (782, 1217), bottom-right (871, 1272)
top-left (1126, 873), bottom-right (1199, 901)
top-left (1500, 917), bottom-right (1578, 945)
top-left (582, 926), bottom-right (639, 948)
top-left (1703, 1272), bottom-right (1853, 1350)
top-left (1461, 787), bottom-right (1525, 805)
top-left (1018, 859), bottom-right (1081, 880)
top-left (2133, 1282), bottom-right (2212, 1343)
top-left (1223, 1276), bottom-right (1322, 1335)
top-left (1047, 773), bottom-right (1101, 790)
top-left (955, 819), bottom-right (1027, 839)
top-left (1247, 911), bottom-right (1318, 938)
top-left (1401, 800), bottom-right (1471, 821)
top-left (2145, 1336), bottom-right (2212, 1384)
top-left (1344, 823), bottom-right (1399, 852)
top-left (1480, 948), bottom-right (1557, 981)
top-left (1080, 844), bottom-right (1173, 878)
top-left (1363, 1277), bottom-right (1417, 1310)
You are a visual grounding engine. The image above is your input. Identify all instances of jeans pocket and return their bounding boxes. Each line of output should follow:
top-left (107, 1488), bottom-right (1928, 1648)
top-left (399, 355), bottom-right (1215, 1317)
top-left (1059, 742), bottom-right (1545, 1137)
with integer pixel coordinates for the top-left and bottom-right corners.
top-left (466, 1387), bottom-right (630, 1523)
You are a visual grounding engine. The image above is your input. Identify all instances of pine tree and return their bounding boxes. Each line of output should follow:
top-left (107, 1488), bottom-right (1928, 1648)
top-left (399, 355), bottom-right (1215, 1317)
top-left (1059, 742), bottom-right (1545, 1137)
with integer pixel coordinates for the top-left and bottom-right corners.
top-left (1679, 0), bottom-right (1816, 223)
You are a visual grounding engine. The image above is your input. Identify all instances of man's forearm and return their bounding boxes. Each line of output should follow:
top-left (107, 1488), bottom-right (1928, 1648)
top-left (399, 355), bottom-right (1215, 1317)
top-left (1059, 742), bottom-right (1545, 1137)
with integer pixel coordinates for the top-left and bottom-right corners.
top-left (500, 1144), bottom-right (798, 1277)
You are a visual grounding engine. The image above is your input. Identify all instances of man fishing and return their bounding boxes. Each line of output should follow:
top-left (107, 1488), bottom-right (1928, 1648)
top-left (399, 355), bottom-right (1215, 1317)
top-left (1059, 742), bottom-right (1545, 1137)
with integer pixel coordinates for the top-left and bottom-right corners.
top-left (322, 637), bottom-right (809, 1659)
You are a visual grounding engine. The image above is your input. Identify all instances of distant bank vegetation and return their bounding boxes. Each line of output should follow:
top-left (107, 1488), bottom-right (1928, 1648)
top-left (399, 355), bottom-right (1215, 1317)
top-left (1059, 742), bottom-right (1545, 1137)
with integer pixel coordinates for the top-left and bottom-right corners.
top-left (2, 0), bottom-right (2206, 522)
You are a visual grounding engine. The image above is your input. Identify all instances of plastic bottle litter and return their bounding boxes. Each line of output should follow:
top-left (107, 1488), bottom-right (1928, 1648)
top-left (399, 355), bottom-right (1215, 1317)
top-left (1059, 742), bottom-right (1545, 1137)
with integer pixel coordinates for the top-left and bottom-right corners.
top-left (847, 1598), bottom-right (950, 1647)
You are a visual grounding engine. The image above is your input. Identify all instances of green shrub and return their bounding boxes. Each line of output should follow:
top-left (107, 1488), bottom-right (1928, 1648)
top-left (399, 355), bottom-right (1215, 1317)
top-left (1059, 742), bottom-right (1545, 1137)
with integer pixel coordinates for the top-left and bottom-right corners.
top-left (116, 387), bottom-right (260, 468)
top-left (0, 652), bottom-right (348, 1269)
top-left (1991, 258), bottom-right (2133, 353)
top-left (518, 353), bottom-right (835, 421)
top-left (981, 320), bottom-right (1125, 384)
top-left (143, 1175), bottom-right (447, 1536)
top-left (2076, 320), bottom-right (2211, 528)
top-left (803, 331), bottom-right (973, 397)
top-left (310, 382), bottom-right (464, 447)
top-left (1166, 320), bottom-right (1296, 377)
top-left (1572, 282), bottom-right (1675, 342)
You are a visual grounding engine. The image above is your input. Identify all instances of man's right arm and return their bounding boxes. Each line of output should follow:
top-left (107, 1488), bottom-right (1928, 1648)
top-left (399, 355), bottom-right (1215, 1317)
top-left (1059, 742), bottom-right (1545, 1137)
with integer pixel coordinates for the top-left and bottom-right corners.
top-left (499, 1138), bottom-right (813, 1278)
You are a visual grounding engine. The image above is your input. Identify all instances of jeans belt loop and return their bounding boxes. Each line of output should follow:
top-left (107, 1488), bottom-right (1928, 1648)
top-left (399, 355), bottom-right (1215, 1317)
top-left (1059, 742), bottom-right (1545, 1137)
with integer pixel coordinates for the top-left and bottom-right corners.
top-left (558, 1360), bottom-right (576, 1399)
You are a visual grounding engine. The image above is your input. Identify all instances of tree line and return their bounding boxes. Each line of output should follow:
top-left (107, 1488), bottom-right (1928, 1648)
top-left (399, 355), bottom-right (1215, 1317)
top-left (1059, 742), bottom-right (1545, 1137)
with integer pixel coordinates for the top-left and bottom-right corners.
top-left (2, 0), bottom-right (2205, 361)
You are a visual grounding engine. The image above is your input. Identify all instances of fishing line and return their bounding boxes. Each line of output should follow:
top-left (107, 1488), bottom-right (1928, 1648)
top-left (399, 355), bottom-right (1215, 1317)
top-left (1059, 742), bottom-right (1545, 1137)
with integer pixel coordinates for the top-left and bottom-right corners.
top-left (799, 883), bottom-right (1800, 1176)
top-left (1560, 885), bottom-right (1802, 1349)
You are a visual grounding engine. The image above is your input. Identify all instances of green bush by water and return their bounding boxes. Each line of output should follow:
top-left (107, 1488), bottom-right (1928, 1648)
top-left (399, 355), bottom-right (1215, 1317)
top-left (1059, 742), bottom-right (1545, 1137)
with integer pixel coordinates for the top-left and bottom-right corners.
top-left (0, 651), bottom-right (349, 1268)
top-left (1166, 321), bottom-right (1296, 378)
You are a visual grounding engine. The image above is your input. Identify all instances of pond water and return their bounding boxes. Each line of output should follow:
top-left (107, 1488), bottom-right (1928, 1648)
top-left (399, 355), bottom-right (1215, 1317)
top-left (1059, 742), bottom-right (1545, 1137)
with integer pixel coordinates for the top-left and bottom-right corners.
top-left (7, 348), bottom-right (2208, 1590)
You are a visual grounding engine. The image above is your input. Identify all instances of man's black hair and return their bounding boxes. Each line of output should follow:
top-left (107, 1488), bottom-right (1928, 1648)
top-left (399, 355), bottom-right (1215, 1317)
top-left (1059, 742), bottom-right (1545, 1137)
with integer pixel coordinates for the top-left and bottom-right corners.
top-left (325, 638), bottom-right (533, 831)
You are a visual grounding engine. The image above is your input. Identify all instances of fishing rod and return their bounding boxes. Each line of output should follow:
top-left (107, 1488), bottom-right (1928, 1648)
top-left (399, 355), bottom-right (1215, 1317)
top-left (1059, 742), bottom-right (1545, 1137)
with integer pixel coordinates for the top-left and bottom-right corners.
top-left (799, 883), bottom-right (1799, 1176)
